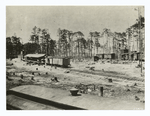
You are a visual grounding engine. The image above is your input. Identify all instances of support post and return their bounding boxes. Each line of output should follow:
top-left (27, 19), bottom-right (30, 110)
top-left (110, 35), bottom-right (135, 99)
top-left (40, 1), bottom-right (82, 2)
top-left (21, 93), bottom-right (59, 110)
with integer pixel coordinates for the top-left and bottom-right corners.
top-left (100, 87), bottom-right (103, 97)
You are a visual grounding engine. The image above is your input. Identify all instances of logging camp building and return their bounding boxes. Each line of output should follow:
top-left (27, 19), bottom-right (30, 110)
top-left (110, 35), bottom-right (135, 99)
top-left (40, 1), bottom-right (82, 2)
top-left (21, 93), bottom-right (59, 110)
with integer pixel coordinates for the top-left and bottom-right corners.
top-left (94, 30), bottom-right (127, 60)
top-left (94, 26), bottom-right (144, 61)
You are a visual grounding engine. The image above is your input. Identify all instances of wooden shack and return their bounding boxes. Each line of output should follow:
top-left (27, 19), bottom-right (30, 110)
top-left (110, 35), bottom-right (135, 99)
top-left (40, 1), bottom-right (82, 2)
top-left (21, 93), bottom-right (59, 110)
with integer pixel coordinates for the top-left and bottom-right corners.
top-left (96, 54), bottom-right (104, 59)
top-left (104, 53), bottom-right (115, 59)
top-left (24, 54), bottom-right (46, 64)
top-left (62, 58), bottom-right (70, 67)
top-left (46, 56), bottom-right (70, 67)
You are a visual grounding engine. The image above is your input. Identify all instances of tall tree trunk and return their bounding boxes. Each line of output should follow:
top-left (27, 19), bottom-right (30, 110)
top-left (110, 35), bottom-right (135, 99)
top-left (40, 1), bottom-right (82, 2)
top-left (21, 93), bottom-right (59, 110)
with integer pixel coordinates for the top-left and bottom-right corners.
top-left (78, 41), bottom-right (79, 58)
top-left (81, 44), bottom-right (83, 58)
top-left (91, 43), bottom-right (92, 58)
top-left (76, 42), bottom-right (77, 58)
top-left (88, 45), bottom-right (91, 57)
top-left (84, 46), bottom-right (85, 57)
top-left (91, 36), bottom-right (92, 58)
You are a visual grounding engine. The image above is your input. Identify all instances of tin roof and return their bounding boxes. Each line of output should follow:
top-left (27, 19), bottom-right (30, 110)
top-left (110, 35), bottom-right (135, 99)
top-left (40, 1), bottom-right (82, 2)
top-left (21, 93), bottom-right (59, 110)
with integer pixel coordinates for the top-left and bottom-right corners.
top-left (24, 54), bottom-right (45, 58)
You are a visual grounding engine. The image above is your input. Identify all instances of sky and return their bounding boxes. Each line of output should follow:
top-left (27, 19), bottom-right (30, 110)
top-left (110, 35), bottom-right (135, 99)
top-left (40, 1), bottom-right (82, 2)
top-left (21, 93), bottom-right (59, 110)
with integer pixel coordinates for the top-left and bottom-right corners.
top-left (6, 6), bottom-right (144, 43)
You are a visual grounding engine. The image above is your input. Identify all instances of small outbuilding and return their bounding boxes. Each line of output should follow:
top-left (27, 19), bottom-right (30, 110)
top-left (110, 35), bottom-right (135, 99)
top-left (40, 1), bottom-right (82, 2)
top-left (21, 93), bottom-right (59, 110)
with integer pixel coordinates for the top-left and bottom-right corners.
top-left (46, 56), bottom-right (70, 67)
top-left (24, 54), bottom-right (46, 64)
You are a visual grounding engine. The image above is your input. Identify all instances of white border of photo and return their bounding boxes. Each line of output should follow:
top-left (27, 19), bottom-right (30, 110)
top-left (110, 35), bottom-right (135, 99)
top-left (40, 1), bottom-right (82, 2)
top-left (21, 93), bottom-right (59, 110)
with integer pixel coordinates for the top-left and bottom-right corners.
top-left (1, 0), bottom-right (149, 116)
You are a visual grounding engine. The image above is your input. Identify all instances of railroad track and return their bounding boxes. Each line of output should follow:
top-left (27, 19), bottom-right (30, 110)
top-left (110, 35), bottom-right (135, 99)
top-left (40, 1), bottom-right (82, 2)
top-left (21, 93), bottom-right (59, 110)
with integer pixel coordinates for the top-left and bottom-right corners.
top-left (66, 68), bottom-right (144, 82)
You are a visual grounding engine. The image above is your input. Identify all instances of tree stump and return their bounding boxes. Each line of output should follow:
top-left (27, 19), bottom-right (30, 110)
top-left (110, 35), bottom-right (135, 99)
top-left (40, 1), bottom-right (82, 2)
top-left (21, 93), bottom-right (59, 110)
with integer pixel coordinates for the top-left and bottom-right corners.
top-left (93, 85), bottom-right (95, 90)
top-left (20, 74), bottom-right (23, 79)
top-left (108, 79), bottom-right (113, 83)
top-left (134, 83), bottom-right (137, 86)
top-left (100, 87), bottom-right (103, 97)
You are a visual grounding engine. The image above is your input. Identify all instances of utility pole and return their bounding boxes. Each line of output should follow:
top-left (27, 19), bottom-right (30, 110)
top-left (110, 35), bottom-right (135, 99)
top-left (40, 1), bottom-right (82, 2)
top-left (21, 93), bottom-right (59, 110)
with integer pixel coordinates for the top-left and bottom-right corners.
top-left (45, 33), bottom-right (49, 57)
top-left (127, 16), bottom-right (130, 61)
top-left (138, 6), bottom-right (142, 73)
top-left (128, 30), bottom-right (131, 61)
top-left (47, 35), bottom-right (48, 56)
top-left (90, 33), bottom-right (93, 58)
top-left (134, 6), bottom-right (142, 73)
top-left (102, 35), bottom-right (104, 54)
top-left (45, 34), bottom-right (47, 56)
top-left (137, 7), bottom-right (142, 73)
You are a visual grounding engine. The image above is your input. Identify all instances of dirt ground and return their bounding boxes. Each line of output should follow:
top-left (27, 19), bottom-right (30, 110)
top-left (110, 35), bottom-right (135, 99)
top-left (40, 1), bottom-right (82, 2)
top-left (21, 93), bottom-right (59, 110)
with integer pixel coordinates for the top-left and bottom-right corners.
top-left (6, 58), bottom-right (145, 104)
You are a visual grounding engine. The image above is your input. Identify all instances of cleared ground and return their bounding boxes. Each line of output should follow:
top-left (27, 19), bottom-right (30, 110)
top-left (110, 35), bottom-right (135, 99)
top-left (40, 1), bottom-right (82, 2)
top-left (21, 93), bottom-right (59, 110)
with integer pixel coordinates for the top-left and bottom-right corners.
top-left (6, 58), bottom-right (145, 108)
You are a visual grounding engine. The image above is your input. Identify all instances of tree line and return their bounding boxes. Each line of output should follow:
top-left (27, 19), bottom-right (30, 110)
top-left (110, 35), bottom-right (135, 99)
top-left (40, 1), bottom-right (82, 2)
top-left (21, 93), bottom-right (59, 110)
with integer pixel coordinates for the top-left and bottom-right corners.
top-left (6, 35), bottom-right (22, 59)
top-left (5, 26), bottom-right (130, 59)
top-left (6, 16), bottom-right (144, 59)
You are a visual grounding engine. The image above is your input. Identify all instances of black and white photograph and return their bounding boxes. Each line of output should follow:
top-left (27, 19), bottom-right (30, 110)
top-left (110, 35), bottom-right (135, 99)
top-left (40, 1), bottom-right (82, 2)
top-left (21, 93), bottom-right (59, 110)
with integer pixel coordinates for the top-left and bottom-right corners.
top-left (5, 5), bottom-right (146, 110)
